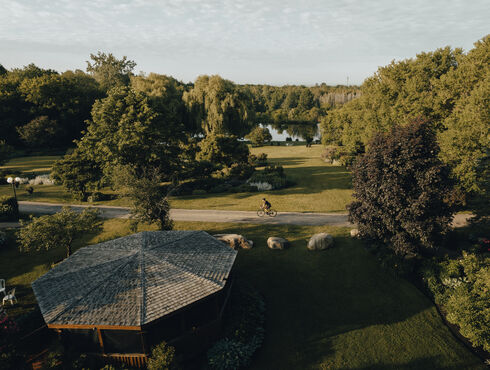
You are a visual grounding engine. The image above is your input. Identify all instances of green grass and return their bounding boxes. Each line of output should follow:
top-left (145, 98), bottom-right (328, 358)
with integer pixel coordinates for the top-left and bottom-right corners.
top-left (169, 145), bottom-right (352, 212)
top-left (0, 220), bottom-right (482, 369)
top-left (0, 146), bottom-right (352, 212)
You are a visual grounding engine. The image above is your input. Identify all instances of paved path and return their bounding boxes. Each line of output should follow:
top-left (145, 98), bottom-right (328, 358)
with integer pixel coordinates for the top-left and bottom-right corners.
top-left (0, 201), bottom-right (474, 228)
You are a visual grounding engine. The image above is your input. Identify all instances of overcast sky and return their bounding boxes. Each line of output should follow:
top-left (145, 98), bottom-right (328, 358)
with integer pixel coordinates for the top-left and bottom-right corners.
top-left (0, 0), bottom-right (488, 85)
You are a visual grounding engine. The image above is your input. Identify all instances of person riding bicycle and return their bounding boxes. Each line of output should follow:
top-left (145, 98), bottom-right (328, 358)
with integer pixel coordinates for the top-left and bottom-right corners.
top-left (261, 198), bottom-right (271, 212)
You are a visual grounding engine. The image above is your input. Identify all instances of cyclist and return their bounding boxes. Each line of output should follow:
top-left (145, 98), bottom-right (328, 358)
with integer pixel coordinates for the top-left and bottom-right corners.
top-left (261, 198), bottom-right (271, 213)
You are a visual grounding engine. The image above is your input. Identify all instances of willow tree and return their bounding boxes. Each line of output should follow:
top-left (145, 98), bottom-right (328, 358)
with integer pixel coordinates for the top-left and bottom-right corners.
top-left (183, 75), bottom-right (255, 137)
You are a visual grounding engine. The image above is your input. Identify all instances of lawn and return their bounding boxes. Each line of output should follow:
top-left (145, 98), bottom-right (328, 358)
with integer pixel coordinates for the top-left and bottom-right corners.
top-left (0, 145), bottom-right (353, 213)
top-left (0, 220), bottom-right (483, 369)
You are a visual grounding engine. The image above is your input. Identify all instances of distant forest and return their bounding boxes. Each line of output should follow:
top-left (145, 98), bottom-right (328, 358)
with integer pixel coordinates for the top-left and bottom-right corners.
top-left (0, 57), bottom-right (359, 152)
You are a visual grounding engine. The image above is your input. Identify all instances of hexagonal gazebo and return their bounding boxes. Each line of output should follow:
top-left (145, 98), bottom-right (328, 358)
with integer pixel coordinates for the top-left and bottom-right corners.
top-left (32, 230), bottom-right (237, 367)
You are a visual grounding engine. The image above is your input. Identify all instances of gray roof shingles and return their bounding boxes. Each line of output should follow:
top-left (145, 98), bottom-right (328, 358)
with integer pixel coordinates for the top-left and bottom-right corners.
top-left (32, 231), bottom-right (237, 327)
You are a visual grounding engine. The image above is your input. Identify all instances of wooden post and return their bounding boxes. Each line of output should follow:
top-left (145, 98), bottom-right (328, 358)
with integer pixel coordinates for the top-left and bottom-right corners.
top-left (140, 331), bottom-right (148, 355)
top-left (97, 328), bottom-right (105, 354)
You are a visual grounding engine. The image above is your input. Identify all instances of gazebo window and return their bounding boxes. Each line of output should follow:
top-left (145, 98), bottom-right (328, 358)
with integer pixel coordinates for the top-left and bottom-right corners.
top-left (101, 330), bottom-right (143, 353)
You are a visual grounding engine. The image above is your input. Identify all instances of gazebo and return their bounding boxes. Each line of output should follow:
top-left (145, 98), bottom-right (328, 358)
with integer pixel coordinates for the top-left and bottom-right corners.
top-left (32, 230), bottom-right (237, 367)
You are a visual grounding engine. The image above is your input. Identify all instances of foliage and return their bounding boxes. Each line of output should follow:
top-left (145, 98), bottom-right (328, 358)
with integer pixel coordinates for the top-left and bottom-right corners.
top-left (321, 145), bottom-right (342, 164)
top-left (183, 75), bottom-right (255, 137)
top-left (18, 207), bottom-right (101, 258)
top-left (422, 252), bottom-right (490, 351)
top-left (348, 119), bottom-right (455, 255)
top-left (321, 35), bottom-right (489, 194)
top-left (215, 162), bottom-right (255, 180)
top-left (25, 185), bottom-right (34, 195)
top-left (207, 281), bottom-right (265, 370)
top-left (0, 196), bottom-right (19, 222)
top-left (147, 341), bottom-right (176, 370)
top-left (197, 134), bottom-right (250, 168)
top-left (247, 165), bottom-right (287, 190)
top-left (113, 166), bottom-right (173, 231)
top-left (51, 148), bottom-right (104, 201)
top-left (16, 116), bottom-right (61, 148)
top-left (246, 126), bottom-right (272, 146)
top-left (86, 51), bottom-right (136, 92)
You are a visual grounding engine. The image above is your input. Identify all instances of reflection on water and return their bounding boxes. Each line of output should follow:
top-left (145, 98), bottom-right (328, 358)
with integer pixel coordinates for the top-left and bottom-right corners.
top-left (261, 123), bottom-right (321, 141)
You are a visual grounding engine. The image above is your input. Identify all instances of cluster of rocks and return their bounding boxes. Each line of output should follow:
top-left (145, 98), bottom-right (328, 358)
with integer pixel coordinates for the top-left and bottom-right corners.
top-left (214, 232), bottom-right (340, 251)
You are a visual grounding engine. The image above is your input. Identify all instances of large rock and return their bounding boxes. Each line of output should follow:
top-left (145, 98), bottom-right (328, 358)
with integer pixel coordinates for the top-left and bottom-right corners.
top-left (267, 237), bottom-right (288, 250)
top-left (307, 233), bottom-right (334, 251)
top-left (213, 234), bottom-right (253, 250)
top-left (350, 229), bottom-right (360, 238)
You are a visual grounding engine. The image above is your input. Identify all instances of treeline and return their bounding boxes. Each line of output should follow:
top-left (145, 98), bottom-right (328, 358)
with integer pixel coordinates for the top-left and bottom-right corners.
top-left (322, 35), bottom-right (489, 196)
top-left (0, 54), bottom-right (359, 156)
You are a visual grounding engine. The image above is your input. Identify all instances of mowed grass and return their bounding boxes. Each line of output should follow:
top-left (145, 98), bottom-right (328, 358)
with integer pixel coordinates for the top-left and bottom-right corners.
top-left (0, 220), bottom-right (482, 369)
top-left (170, 144), bottom-right (352, 212)
top-left (0, 146), bottom-right (352, 212)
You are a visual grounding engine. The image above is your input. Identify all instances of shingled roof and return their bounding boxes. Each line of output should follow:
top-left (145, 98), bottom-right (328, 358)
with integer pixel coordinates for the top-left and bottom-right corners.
top-left (32, 231), bottom-right (237, 328)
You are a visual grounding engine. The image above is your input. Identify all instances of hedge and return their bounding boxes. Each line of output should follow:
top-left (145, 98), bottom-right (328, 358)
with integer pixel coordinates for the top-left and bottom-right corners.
top-left (0, 196), bottom-right (19, 222)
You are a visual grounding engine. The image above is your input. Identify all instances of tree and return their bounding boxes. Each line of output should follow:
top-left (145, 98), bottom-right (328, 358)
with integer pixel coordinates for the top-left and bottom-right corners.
top-left (16, 116), bottom-right (61, 147)
top-left (196, 134), bottom-right (249, 168)
top-left (183, 75), bottom-right (255, 137)
top-left (114, 166), bottom-right (173, 231)
top-left (246, 126), bottom-right (272, 146)
top-left (77, 86), bottom-right (181, 177)
top-left (18, 207), bottom-right (101, 258)
top-left (348, 119), bottom-right (455, 256)
top-left (86, 52), bottom-right (136, 92)
top-left (51, 148), bottom-right (104, 201)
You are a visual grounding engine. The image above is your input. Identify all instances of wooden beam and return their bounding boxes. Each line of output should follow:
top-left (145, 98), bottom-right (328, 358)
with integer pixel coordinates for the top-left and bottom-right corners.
top-left (97, 328), bottom-right (105, 354)
top-left (47, 324), bottom-right (141, 331)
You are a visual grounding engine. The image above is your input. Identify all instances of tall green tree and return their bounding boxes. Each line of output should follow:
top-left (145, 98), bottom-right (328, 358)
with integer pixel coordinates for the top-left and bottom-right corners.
top-left (183, 75), bottom-right (255, 137)
top-left (348, 119), bottom-right (455, 256)
top-left (86, 52), bottom-right (136, 92)
top-left (246, 126), bottom-right (272, 146)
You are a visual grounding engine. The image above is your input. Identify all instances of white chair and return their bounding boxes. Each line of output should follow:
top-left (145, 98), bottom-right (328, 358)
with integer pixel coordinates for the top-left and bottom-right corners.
top-left (2, 288), bottom-right (17, 306)
top-left (0, 279), bottom-right (5, 296)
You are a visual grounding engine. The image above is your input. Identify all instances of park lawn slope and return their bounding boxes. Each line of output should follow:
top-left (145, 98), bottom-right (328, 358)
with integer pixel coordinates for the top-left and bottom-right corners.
top-left (0, 145), bottom-right (352, 212)
top-left (0, 220), bottom-right (482, 369)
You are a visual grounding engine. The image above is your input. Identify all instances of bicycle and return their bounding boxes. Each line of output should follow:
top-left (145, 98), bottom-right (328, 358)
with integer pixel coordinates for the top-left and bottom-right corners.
top-left (257, 208), bottom-right (277, 217)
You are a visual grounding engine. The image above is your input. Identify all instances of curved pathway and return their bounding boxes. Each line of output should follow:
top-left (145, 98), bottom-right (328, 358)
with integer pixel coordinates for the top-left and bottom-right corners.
top-left (0, 201), bottom-right (473, 228)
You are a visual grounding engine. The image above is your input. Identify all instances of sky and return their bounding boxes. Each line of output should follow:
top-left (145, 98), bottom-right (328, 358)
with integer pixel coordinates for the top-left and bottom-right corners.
top-left (0, 0), bottom-right (488, 85)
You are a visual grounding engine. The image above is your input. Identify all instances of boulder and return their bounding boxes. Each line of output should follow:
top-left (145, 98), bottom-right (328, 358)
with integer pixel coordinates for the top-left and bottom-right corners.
top-left (213, 234), bottom-right (253, 250)
top-left (307, 233), bottom-right (334, 251)
top-left (350, 229), bottom-right (360, 238)
top-left (267, 237), bottom-right (288, 250)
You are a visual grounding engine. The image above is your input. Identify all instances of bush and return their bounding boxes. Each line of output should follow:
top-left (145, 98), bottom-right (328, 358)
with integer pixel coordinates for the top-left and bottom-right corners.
top-left (321, 145), bottom-right (342, 164)
top-left (248, 165), bottom-right (287, 190)
top-left (28, 174), bottom-right (55, 186)
top-left (422, 253), bottom-right (490, 351)
top-left (207, 281), bottom-right (265, 370)
top-left (234, 184), bottom-right (258, 193)
top-left (147, 341), bottom-right (176, 370)
top-left (216, 163), bottom-right (255, 180)
top-left (87, 191), bottom-right (104, 203)
top-left (209, 184), bottom-right (233, 194)
top-left (26, 186), bottom-right (34, 195)
top-left (0, 196), bottom-right (19, 222)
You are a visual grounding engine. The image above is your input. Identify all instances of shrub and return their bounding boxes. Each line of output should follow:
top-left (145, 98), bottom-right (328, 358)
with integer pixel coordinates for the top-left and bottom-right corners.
top-left (422, 253), bottom-right (490, 351)
top-left (257, 153), bottom-right (268, 166)
top-left (26, 186), bottom-right (34, 195)
top-left (0, 196), bottom-right (19, 222)
top-left (207, 281), bottom-right (265, 370)
top-left (147, 341), bottom-right (176, 370)
top-left (28, 174), bottom-right (55, 186)
top-left (248, 165), bottom-right (287, 190)
top-left (216, 163), bottom-right (255, 180)
top-left (245, 126), bottom-right (272, 146)
top-left (209, 184), bottom-right (233, 194)
top-left (234, 184), bottom-right (258, 193)
top-left (87, 191), bottom-right (104, 203)
top-left (321, 145), bottom-right (342, 164)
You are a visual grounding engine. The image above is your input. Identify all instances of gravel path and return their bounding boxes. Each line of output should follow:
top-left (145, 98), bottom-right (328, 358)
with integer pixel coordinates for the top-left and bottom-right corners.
top-left (0, 201), bottom-right (473, 228)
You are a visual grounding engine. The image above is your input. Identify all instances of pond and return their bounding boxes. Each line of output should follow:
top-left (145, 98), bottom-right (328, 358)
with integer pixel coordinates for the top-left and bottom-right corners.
top-left (260, 123), bottom-right (321, 142)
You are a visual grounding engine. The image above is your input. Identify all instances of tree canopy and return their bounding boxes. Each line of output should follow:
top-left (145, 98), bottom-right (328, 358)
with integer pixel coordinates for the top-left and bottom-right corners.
top-left (348, 119), bottom-right (455, 256)
top-left (86, 52), bottom-right (136, 92)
